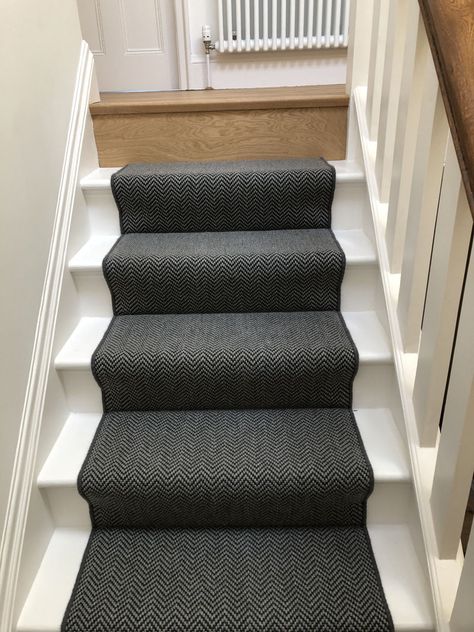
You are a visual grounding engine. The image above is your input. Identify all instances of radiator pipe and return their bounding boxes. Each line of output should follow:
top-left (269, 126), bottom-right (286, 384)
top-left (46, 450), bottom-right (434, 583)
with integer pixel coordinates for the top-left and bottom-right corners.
top-left (202, 25), bottom-right (215, 90)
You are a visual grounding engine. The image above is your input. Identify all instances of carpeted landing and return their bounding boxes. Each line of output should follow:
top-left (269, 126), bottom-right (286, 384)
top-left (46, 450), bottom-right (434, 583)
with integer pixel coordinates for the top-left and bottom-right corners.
top-left (62, 158), bottom-right (394, 631)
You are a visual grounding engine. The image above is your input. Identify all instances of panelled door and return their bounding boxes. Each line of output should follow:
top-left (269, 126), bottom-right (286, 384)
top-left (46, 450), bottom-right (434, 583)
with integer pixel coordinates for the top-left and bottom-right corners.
top-left (77, 0), bottom-right (179, 91)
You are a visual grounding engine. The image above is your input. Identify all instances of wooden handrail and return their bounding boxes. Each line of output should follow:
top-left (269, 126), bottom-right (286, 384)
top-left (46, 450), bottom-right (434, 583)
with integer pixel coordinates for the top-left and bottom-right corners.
top-left (418, 0), bottom-right (474, 219)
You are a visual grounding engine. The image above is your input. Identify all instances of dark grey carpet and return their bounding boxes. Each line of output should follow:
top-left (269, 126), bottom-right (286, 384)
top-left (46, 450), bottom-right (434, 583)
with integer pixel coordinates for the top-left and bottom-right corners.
top-left (103, 229), bottom-right (345, 314)
top-left (62, 527), bottom-right (393, 632)
top-left (111, 158), bottom-right (335, 233)
top-left (63, 158), bottom-right (393, 631)
top-left (92, 311), bottom-right (358, 411)
top-left (79, 408), bottom-right (372, 528)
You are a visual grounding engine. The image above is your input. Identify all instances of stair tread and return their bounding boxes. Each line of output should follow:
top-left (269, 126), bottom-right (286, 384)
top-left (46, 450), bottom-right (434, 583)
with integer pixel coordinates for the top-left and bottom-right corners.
top-left (76, 409), bottom-right (373, 528)
top-left (111, 158), bottom-right (336, 234)
top-left (90, 85), bottom-right (349, 116)
top-left (107, 228), bottom-right (342, 257)
top-left (80, 160), bottom-right (365, 191)
top-left (102, 228), bottom-right (347, 314)
top-left (55, 311), bottom-right (391, 369)
top-left (69, 229), bottom-right (376, 272)
top-left (92, 311), bottom-right (358, 410)
top-left (56, 527), bottom-right (397, 630)
top-left (38, 409), bottom-right (410, 488)
top-left (16, 525), bottom-right (434, 632)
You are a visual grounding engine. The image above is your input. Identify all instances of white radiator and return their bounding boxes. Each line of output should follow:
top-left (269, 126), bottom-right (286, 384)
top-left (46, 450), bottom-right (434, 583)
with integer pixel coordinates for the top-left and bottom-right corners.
top-left (215, 0), bottom-right (350, 53)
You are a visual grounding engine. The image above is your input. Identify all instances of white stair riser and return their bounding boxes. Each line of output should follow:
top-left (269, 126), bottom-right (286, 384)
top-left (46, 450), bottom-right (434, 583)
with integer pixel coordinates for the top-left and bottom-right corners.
top-left (82, 180), bottom-right (371, 236)
top-left (40, 480), bottom-right (413, 529)
top-left (56, 363), bottom-right (397, 413)
top-left (72, 265), bottom-right (381, 317)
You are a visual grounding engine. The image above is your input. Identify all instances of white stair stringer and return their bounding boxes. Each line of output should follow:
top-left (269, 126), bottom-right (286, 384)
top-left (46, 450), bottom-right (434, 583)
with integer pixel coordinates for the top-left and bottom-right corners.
top-left (16, 160), bottom-right (435, 631)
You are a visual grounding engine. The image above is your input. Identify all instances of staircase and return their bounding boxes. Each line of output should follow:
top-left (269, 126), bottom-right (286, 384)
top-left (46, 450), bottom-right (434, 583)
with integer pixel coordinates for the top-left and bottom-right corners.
top-left (15, 155), bottom-right (436, 631)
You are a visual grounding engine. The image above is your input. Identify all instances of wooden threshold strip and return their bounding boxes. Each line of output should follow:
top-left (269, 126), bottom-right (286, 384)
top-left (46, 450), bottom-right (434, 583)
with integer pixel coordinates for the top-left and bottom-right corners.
top-left (90, 84), bottom-right (349, 116)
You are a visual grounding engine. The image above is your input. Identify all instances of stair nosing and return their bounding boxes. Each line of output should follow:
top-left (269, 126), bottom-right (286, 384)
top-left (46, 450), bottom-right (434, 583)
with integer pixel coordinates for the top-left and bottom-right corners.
top-left (68, 228), bottom-right (377, 274)
top-left (80, 161), bottom-right (365, 192)
top-left (37, 408), bottom-right (411, 489)
top-left (54, 311), bottom-right (392, 370)
top-left (90, 85), bottom-right (349, 116)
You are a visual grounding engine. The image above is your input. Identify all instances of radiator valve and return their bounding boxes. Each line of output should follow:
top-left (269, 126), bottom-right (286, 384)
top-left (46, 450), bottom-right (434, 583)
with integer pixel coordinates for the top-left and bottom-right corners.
top-left (202, 25), bottom-right (215, 54)
top-left (202, 25), bottom-right (215, 89)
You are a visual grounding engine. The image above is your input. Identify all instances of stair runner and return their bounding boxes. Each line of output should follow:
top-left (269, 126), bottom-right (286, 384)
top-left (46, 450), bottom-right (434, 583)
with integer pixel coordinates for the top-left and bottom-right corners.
top-left (62, 159), bottom-right (393, 631)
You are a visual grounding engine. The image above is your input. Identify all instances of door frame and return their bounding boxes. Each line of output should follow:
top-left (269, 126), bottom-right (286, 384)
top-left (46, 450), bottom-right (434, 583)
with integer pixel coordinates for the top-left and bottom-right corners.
top-left (173, 0), bottom-right (191, 89)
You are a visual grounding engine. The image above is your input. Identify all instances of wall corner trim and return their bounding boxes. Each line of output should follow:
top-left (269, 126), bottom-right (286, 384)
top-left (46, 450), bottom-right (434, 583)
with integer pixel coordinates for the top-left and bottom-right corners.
top-left (0, 40), bottom-right (94, 631)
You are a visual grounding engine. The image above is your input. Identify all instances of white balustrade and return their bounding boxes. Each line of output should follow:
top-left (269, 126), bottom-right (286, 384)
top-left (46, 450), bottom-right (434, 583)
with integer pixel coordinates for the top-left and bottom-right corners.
top-left (413, 137), bottom-right (472, 448)
top-left (397, 87), bottom-right (449, 352)
top-left (347, 0), bottom-right (474, 626)
top-left (430, 245), bottom-right (474, 558)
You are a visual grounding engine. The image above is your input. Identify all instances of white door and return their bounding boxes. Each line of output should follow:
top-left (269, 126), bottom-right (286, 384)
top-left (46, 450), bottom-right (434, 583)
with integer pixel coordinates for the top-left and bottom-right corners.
top-left (77, 0), bottom-right (179, 91)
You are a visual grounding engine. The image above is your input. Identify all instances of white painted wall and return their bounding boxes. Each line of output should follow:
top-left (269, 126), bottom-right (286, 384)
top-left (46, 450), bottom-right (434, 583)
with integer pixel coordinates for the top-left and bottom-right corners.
top-left (184, 0), bottom-right (347, 90)
top-left (0, 0), bottom-right (83, 542)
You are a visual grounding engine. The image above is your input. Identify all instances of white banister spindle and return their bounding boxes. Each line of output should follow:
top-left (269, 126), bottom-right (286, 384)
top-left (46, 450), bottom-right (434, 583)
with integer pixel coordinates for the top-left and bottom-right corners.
top-left (397, 85), bottom-right (448, 352)
top-left (384, 0), bottom-right (419, 241)
top-left (346, 0), bottom-right (375, 91)
top-left (365, 0), bottom-right (390, 141)
top-left (430, 240), bottom-right (474, 559)
top-left (307, 0), bottom-right (314, 48)
top-left (413, 137), bottom-right (473, 446)
top-left (281, 0), bottom-right (287, 49)
top-left (289, 0), bottom-right (296, 48)
top-left (334, 0), bottom-right (341, 47)
top-left (316, 0), bottom-right (323, 47)
top-left (263, 0), bottom-right (269, 50)
top-left (245, 0), bottom-right (251, 50)
top-left (365, 0), bottom-right (381, 133)
top-left (218, 0), bottom-right (225, 52)
top-left (254, 0), bottom-right (260, 50)
top-left (450, 520), bottom-right (474, 629)
top-left (298, 0), bottom-right (305, 48)
top-left (325, 0), bottom-right (332, 47)
top-left (272, 0), bottom-right (278, 49)
top-left (374, 0), bottom-right (402, 202)
top-left (236, 0), bottom-right (242, 51)
top-left (226, 0), bottom-right (233, 50)
top-left (385, 17), bottom-right (432, 274)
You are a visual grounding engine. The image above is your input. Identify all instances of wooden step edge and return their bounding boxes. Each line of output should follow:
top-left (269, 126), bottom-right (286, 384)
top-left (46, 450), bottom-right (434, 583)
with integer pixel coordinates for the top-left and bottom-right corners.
top-left (90, 85), bottom-right (349, 116)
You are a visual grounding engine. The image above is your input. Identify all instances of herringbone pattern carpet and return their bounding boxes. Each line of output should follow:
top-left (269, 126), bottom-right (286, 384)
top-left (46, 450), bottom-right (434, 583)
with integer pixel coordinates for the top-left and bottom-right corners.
top-left (92, 311), bottom-right (358, 411)
top-left (79, 409), bottom-right (371, 528)
top-left (62, 158), bottom-right (394, 631)
top-left (111, 159), bottom-right (335, 233)
top-left (103, 229), bottom-right (345, 314)
top-left (62, 528), bottom-right (393, 632)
